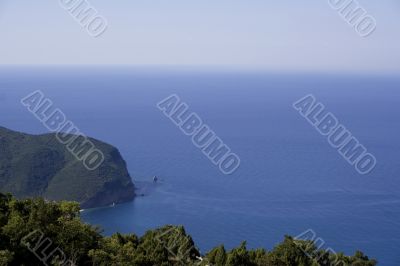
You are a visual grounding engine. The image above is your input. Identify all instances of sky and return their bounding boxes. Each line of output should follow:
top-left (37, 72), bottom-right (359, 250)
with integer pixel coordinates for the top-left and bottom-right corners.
top-left (0, 0), bottom-right (399, 74)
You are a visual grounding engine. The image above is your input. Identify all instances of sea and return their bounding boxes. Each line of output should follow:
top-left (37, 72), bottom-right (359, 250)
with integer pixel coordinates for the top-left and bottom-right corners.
top-left (0, 66), bottom-right (399, 265)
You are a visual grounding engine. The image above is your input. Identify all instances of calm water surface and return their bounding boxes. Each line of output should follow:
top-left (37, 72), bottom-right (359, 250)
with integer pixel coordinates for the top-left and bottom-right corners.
top-left (0, 67), bottom-right (399, 265)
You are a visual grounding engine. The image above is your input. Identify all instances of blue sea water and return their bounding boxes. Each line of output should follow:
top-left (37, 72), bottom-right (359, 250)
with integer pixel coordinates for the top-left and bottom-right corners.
top-left (0, 67), bottom-right (399, 265)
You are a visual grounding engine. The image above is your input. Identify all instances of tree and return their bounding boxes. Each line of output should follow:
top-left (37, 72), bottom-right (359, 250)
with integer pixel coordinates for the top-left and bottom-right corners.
top-left (225, 242), bottom-right (253, 266)
top-left (206, 245), bottom-right (227, 265)
top-left (0, 193), bottom-right (379, 266)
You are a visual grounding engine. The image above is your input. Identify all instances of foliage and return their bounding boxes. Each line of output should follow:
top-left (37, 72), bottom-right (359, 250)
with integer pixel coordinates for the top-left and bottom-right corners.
top-left (204, 237), bottom-right (377, 266)
top-left (0, 193), bottom-right (377, 266)
top-left (0, 126), bottom-right (135, 208)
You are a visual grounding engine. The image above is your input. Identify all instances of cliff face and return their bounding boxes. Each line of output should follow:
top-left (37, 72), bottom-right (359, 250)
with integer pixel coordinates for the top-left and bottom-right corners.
top-left (0, 126), bottom-right (135, 208)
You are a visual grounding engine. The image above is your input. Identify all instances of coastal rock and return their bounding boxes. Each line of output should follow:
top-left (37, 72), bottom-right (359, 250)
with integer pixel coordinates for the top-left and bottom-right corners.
top-left (0, 126), bottom-right (135, 208)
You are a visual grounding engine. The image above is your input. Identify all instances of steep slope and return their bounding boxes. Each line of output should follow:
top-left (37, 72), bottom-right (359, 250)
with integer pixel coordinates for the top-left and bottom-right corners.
top-left (0, 126), bottom-right (135, 208)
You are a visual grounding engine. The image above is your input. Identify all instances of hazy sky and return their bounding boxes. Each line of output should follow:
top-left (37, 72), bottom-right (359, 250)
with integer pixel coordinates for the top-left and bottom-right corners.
top-left (0, 0), bottom-right (399, 74)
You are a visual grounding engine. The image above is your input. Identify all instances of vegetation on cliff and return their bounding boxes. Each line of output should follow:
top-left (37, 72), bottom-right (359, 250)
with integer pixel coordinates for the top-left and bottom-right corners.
top-left (0, 127), bottom-right (135, 208)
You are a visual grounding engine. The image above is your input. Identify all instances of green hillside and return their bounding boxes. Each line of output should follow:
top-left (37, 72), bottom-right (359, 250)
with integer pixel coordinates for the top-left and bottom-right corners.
top-left (0, 126), bottom-right (135, 208)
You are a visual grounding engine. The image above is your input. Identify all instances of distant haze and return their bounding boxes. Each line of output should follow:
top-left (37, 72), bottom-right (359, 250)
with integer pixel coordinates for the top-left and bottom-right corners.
top-left (0, 0), bottom-right (399, 74)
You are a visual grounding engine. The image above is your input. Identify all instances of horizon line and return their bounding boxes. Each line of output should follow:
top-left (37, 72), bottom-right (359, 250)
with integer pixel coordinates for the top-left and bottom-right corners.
top-left (0, 64), bottom-right (399, 78)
